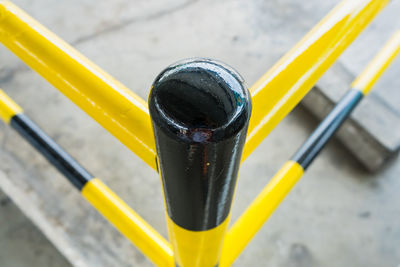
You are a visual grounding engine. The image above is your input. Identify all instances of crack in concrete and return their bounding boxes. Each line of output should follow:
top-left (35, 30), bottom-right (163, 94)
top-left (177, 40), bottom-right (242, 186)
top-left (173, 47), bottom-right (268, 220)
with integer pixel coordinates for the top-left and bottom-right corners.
top-left (72, 0), bottom-right (198, 46)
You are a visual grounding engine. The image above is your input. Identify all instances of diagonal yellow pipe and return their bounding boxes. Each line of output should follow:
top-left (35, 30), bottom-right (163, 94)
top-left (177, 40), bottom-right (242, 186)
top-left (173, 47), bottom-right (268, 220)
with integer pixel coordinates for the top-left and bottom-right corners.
top-left (0, 89), bottom-right (175, 267)
top-left (82, 178), bottom-right (174, 267)
top-left (0, 0), bottom-right (389, 172)
top-left (0, 0), bottom-right (157, 169)
top-left (221, 26), bottom-right (400, 267)
top-left (352, 30), bottom-right (400, 95)
top-left (0, 89), bottom-right (22, 123)
top-left (220, 162), bottom-right (304, 267)
top-left (242, 0), bottom-right (390, 161)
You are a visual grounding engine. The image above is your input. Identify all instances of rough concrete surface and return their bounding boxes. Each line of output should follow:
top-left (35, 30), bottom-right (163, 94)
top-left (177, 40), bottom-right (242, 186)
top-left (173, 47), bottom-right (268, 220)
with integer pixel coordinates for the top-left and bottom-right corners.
top-left (301, 0), bottom-right (400, 171)
top-left (0, 0), bottom-right (399, 267)
top-left (302, 60), bottom-right (400, 171)
top-left (0, 189), bottom-right (71, 267)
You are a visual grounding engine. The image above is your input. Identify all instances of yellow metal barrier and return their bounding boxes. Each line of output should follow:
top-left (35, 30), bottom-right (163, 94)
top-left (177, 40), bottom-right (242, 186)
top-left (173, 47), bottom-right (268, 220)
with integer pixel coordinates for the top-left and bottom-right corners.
top-left (220, 30), bottom-right (400, 266)
top-left (0, 89), bottom-right (22, 123)
top-left (352, 30), bottom-right (400, 95)
top-left (82, 179), bottom-right (174, 267)
top-left (220, 161), bottom-right (304, 267)
top-left (0, 0), bottom-right (397, 266)
top-left (243, 0), bottom-right (389, 160)
top-left (0, 0), bottom-right (157, 169)
top-left (0, 0), bottom-right (389, 169)
top-left (0, 89), bottom-right (174, 267)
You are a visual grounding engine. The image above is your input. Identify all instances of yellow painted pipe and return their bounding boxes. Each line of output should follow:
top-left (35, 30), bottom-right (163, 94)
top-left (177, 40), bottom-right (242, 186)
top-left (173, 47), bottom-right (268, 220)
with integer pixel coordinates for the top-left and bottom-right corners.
top-left (0, 0), bottom-right (389, 171)
top-left (0, 1), bottom-right (157, 169)
top-left (242, 0), bottom-right (389, 161)
top-left (219, 162), bottom-right (304, 267)
top-left (0, 1), bottom-right (397, 266)
top-left (0, 89), bottom-right (22, 123)
top-left (0, 89), bottom-right (174, 267)
top-left (166, 215), bottom-right (230, 267)
top-left (352, 30), bottom-right (400, 95)
top-left (220, 29), bottom-right (400, 267)
top-left (82, 178), bottom-right (174, 267)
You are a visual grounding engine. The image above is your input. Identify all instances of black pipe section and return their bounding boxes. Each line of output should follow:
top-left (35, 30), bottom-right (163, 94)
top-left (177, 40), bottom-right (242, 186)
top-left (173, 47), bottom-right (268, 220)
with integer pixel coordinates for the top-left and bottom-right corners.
top-left (149, 58), bottom-right (251, 231)
top-left (291, 89), bottom-right (363, 169)
top-left (10, 114), bottom-right (93, 190)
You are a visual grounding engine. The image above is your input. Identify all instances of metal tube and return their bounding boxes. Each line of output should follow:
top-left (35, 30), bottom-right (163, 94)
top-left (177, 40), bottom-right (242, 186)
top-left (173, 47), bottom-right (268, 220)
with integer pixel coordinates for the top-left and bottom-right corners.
top-left (243, 0), bottom-right (389, 161)
top-left (220, 90), bottom-right (362, 266)
top-left (220, 30), bottom-right (400, 266)
top-left (0, 90), bottom-right (23, 123)
top-left (292, 29), bottom-right (400, 170)
top-left (82, 179), bottom-right (174, 267)
top-left (220, 161), bottom-right (304, 267)
top-left (352, 30), bottom-right (400, 95)
top-left (0, 1), bottom-right (157, 169)
top-left (10, 113), bottom-right (94, 189)
top-left (291, 89), bottom-right (363, 169)
top-left (0, 89), bottom-right (174, 267)
top-left (149, 58), bottom-right (251, 267)
top-left (0, 0), bottom-right (388, 170)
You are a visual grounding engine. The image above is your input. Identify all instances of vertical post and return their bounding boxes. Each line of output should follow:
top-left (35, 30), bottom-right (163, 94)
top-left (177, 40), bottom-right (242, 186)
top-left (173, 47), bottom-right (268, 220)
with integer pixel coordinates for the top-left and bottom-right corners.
top-left (149, 58), bottom-right (251, 267)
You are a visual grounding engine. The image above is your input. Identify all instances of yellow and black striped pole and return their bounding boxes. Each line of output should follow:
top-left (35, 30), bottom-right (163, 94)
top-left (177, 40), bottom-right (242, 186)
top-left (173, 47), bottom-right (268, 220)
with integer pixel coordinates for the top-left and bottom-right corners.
top-left (149, 58), bottom-right (252, 267)
top-left (0, 90), bottom-right (174, 266)
top-left (220, 30), bottom-right (400, 266)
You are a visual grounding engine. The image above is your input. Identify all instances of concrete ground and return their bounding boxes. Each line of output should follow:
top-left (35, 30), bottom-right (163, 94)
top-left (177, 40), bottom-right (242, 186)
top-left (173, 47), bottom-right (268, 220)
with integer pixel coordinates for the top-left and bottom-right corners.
top-left (0, 0), bottom-right (399, 267)
top-left (0, 189), bottom-right (71, 267)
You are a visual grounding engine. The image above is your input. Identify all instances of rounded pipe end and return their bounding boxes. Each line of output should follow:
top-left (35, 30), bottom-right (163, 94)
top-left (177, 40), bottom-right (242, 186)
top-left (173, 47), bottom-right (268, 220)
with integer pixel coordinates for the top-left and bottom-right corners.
top-left (149, 58), bottom-right (251, 143)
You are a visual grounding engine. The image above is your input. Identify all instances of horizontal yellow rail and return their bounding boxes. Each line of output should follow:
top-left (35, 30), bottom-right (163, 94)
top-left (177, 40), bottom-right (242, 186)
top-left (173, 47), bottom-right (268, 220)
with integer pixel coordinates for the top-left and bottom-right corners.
top-left (242, 0), bottom-right (389, 160)
top-left (0, 0), bottom-right (157, 169)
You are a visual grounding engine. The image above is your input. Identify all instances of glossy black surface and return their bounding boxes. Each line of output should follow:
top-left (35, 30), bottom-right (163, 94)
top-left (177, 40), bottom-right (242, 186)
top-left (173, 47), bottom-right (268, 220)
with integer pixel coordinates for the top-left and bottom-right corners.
top-left (291, 89), bottom-right (363, 169)
top-left (10, 114), bottom-right (93, 190)
top-left (149, 58), bottom-right (251, 231)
